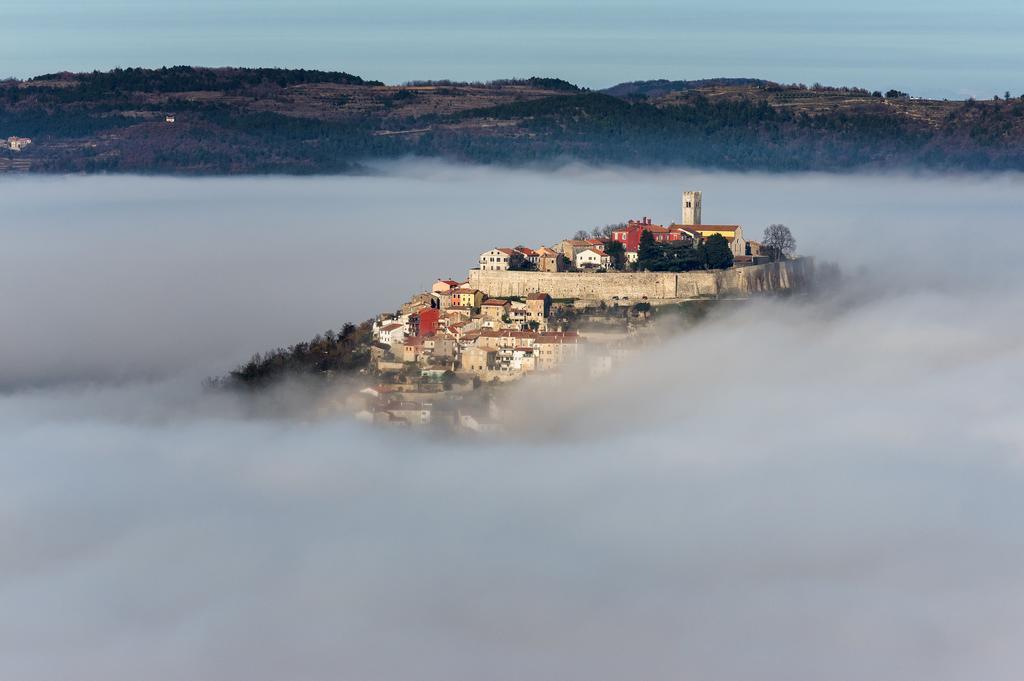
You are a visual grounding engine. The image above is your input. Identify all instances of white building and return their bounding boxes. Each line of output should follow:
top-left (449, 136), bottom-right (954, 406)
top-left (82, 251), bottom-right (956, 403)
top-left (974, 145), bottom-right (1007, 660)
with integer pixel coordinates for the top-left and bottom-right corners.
top-left (377, 323), bottom-right (407, 347)
top-left (6, 137), bottom-right (32, 152)
top-left (575, 248), bottom-right (611, 269)
top-left (479, 248), bottom-right (520, 271)
top-left (373, 315), bottom-right (409, 346)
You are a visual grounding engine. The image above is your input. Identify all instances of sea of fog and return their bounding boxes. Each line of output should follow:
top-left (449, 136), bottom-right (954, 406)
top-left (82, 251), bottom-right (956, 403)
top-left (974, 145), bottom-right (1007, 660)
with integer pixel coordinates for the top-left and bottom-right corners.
top-left (2, 163), bottom-right (1024, 680)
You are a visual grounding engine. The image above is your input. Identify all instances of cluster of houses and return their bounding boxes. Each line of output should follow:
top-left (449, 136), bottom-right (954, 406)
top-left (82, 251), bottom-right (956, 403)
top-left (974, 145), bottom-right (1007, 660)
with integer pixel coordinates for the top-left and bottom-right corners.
top-left (477, 191), bottom-right (769, 272)
top-left (348, 190), bottom-right (765, 431)
top-left (371, 277), bottom-right (581, 379)
top-left (355, 272), bottom-right (649, 431)
top-left (356, 276), bottom-right (599, 431)
top-left (1, 136), bottom-right (32, 151)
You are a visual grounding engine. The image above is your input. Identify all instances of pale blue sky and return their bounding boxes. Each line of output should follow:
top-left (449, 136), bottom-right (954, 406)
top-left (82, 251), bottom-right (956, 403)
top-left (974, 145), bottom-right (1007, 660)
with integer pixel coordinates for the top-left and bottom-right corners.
top-left (2, 0), bottom-right (1022, 98)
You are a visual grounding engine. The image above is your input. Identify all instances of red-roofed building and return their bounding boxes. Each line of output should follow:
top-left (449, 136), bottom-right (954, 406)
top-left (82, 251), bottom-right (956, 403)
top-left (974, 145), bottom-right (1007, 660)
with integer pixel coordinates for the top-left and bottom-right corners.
top-left (514, 246), bottom-right (540, 265)
top-left (431, 279), bottom-right (462, 295)
top-left (610, 217), bottom-right (701, 263)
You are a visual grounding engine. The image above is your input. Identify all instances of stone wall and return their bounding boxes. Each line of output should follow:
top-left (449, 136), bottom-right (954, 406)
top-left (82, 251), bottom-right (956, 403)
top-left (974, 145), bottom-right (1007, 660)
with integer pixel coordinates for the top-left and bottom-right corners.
top-left (467, 259), bottom-right (813, 303)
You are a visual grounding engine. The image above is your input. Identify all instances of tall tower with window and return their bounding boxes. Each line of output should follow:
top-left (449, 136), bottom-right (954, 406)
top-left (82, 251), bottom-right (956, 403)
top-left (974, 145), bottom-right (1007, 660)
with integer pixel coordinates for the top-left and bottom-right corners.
top-left (682, 190), bottom-right (702, 225)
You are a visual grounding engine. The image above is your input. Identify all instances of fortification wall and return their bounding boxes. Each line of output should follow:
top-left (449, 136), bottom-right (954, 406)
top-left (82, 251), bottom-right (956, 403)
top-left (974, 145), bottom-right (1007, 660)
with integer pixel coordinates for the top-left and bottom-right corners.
top-left (466, 259), bottom-right (813, 302)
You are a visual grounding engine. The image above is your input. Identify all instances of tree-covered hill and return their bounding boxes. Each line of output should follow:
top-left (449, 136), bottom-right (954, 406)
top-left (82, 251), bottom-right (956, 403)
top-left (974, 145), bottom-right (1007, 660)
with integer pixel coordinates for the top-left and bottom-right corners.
top-left (2, 67), bottom-right (1024, 174)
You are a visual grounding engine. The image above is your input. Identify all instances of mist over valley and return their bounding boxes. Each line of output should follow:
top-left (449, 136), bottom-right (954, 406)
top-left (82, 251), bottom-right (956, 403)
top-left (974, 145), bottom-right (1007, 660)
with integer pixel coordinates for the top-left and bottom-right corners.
top-left (3, 164), bottom-right (1024, 679)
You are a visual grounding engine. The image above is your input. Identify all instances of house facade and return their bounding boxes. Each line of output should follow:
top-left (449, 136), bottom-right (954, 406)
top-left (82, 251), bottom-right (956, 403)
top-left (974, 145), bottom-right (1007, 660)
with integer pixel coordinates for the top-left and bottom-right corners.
top-left (451, 288), bottom-right (484, 309)
top-left (690, 225), bottom-right (746, 257)
top-left (575, 248), bottom-right (611, 269)
top-left (378, 323), bottom-right (406, 347)
top-left (480, 299), bottom-right (512, 322)
top-left (479, 248), bottom-right (522, 271)
top-left (461, 346), bottom-right (496, 373)
top-left (431, 279), bottom-right (461, 295)
top-left (6, 137), bottom-right (32, 151)
top-left (408, 307), bottom-right (440, 337)
top-left (525, 293), bottom-right (551, 323)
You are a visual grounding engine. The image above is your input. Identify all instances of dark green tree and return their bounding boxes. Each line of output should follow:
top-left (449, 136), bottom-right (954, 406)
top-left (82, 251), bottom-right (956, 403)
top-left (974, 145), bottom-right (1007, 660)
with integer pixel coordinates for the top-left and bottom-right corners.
top-left (702, 234), bottom-right (734, 269)
top-left (637, 230), bottom-right (659, 270)
top-left (603, 239), bottom-right (626, 270)
top-left (660, 242), bottom-right (702, 271)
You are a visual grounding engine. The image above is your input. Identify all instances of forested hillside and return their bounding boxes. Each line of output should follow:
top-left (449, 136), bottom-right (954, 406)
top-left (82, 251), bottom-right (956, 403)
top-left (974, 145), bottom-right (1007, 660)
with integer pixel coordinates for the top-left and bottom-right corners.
top-left (2, 66), bottom-right (1023, 174)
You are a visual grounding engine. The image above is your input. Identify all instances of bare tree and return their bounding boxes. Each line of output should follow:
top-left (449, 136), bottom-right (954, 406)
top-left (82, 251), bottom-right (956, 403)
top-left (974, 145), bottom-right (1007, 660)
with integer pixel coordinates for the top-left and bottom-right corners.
top-left (573, 229), bottom-right (591, 240)
top-left (591, 223), bottom-right (624, 239)
top-left (762, 224), bottom-right (796, 261)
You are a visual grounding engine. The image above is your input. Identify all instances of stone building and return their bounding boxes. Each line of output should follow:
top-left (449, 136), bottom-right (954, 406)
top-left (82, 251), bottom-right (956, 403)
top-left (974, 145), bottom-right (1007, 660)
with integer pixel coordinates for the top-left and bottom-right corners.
top-left (480, 299), bottom-right (511, 322)
top-left (682, 190), bottom-right (702, 225)
top-left (525, 293), bottom-right (551, 324)
top-left (538, 253), bottom-right (563, 273)
top-left (461, 346), bottom-right (496, 373)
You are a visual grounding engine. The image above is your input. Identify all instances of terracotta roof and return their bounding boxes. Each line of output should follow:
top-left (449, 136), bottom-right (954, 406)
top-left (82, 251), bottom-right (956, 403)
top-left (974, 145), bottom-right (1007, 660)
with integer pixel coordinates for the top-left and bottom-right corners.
top-left (380, 323), bottom-right (403, 332)
top-left (515, 247), bottom-right (538, 256)
top-left (526, 292), bottom-right (550, 300)
top-left (482, 299), bottom-right (509, 306)
top-left (437, 279), bottom-right (460, 286)
top-left (667, 224), bottom-right (701, 235)
top-left (689, 225), bottom-right (740, 233)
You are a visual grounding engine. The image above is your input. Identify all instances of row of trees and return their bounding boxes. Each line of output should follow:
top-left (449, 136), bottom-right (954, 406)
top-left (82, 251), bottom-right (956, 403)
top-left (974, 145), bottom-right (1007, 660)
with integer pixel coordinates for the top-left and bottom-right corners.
top-left (633, 224), bottom-right (797, 272)
top-left (637, 232), bottom-right (734, 272)
top-left (217, 322), bottom-right (373, 388)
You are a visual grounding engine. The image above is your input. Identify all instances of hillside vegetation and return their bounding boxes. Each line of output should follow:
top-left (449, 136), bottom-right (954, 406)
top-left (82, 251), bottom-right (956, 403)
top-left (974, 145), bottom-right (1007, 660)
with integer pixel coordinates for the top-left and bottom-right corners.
top-left (2, 66), bottom-right (1024, 173)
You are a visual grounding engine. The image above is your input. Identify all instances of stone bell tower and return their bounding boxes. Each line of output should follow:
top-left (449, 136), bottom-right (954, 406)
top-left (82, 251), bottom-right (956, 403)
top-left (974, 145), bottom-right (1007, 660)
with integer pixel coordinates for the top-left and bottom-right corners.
top-left (682, 190), bottom-right (702, 225)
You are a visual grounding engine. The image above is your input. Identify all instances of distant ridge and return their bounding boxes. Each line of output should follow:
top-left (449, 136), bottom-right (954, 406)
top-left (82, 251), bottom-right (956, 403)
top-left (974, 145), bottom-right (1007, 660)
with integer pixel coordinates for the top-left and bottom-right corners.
top-left (2, 67), bottom-right (1023, 175)
top-left (601, 78), bottom-right (773, 98)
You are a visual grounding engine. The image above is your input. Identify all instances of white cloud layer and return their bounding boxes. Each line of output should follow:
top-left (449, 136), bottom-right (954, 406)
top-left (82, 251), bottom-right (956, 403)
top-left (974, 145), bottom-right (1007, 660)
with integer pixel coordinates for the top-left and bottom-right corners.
top-left (2, 165), bottom-right (1024, 680)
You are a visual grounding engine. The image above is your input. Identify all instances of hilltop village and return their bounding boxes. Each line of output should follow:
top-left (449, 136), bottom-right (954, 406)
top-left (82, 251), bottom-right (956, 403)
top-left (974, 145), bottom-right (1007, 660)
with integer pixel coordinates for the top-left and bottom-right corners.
top-left (320, 190), bottom-right (809, 433)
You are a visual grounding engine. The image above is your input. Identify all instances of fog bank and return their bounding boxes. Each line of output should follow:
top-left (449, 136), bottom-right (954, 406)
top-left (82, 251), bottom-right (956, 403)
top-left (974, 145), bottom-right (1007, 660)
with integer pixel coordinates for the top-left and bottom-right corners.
top-left (2, 164), bottom-right (1021, 388)
top-left (2, 165), bottom-right (1024, 680)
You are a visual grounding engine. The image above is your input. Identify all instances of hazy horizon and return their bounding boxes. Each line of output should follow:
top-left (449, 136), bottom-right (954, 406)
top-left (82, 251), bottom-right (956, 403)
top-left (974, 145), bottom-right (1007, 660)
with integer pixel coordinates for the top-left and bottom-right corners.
top-left (2, 1), bottom-right (1023, 99)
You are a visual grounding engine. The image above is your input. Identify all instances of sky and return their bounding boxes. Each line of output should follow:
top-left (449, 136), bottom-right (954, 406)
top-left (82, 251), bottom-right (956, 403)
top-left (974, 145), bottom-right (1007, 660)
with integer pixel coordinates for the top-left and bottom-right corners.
top-left (2, 0), bottom-right (1023, 98)
top-left (2, 166), bottom-right (1024, 679)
